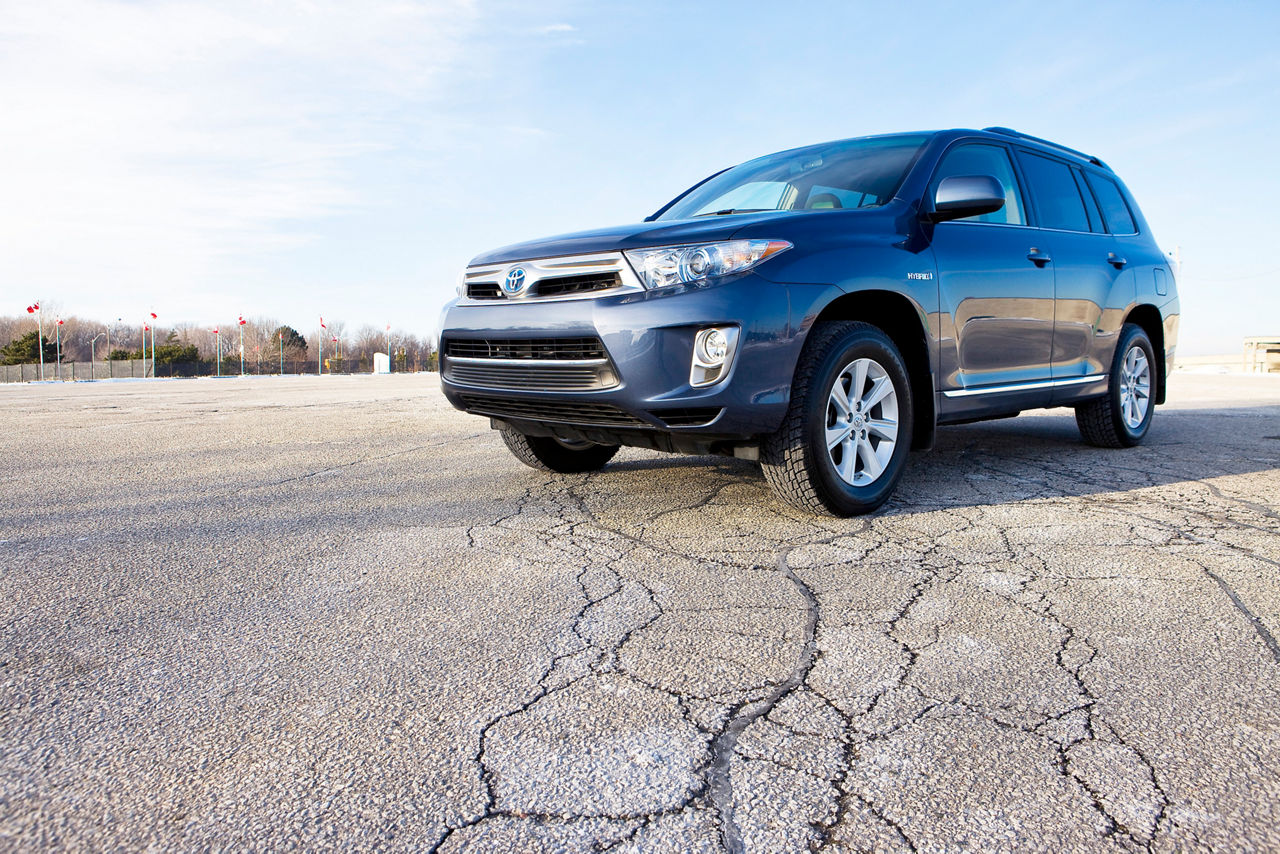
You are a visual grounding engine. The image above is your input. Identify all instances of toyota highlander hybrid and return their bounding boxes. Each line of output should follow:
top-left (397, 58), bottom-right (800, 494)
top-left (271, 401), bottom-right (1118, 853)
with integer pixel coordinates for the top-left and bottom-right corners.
top-left (437, 127), bottom-right (1179, 516)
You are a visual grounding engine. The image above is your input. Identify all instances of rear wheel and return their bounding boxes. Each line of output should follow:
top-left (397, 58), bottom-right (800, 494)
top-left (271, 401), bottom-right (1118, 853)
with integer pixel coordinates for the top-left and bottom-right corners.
top-left (499, 427), bottom-right (620, 473)
top-left (1076, 323), bottom-right (1156, 448)
top-left (762, 321), bottom-right (914, 516)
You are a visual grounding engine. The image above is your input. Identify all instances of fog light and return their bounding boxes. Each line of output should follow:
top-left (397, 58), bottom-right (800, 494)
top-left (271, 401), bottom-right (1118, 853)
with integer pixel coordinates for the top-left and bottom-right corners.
top-left (696, 328), bottom-right (729, 365)
top-left (690, 326), bottom-right (740, 387)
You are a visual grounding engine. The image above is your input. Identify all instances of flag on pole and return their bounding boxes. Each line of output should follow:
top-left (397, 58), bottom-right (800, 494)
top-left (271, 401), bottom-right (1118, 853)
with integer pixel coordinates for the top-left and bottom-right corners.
top-left (150, 312), bottom-right (157, 319)
top-left (320, 316), bottom-right (326, 329)
top-left (238, 315), bottom-right (246, 326)
top-left (26, 306), bottom-right (34, 314)
top-left (57, 318), bottom-right (64, 326)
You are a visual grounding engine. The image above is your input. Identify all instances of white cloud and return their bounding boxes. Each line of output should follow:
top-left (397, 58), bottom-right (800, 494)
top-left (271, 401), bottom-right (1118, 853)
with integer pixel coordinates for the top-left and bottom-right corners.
top-left (534, 22), bottom-right (575, 34)
top-left (0, 0), bottom-right (479, 318)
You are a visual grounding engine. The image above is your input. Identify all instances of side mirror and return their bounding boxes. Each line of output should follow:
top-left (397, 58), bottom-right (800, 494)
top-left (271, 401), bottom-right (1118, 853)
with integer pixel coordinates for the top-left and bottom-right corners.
top-left (927, 175), bottom-right (1005, 222)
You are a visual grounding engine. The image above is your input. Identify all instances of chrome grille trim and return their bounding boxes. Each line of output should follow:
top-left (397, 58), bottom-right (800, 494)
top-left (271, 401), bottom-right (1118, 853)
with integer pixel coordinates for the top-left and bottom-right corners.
top-left (461, 252), bottom-right (643, 303)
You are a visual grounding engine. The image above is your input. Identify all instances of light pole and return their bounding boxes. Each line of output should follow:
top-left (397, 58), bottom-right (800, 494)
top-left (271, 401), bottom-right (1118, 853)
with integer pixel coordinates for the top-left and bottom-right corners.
top-left (90, 332), bottom-right (106, 380)
top-left (319, 316), bottom-right (326, 375)
top-left (55, 318), bottom-right (64, 380)
top-left (279, 331), bottom-right (284, 375)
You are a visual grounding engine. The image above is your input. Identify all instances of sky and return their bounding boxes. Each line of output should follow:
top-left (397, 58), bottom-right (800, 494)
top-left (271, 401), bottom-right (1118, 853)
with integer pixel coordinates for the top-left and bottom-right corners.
top-left (2, 0), bottom-right (1278, 354)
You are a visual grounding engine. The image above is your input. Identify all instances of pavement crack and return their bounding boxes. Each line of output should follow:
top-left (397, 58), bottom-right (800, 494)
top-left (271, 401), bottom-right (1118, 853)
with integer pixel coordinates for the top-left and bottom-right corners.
top-left (707, 542), bottom-right (821, 854)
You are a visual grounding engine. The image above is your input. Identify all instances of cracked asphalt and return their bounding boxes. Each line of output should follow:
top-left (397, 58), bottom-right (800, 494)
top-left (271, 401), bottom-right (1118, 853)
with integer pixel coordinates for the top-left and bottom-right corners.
top-left (1, 372), bottom-right (1278, 852)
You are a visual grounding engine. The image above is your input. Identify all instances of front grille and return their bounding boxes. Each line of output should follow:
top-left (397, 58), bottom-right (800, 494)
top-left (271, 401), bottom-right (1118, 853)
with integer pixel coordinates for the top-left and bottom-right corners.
top-left (535, 273), bottom-right (621, 298)
top-left (446, 362), bottom-right (616, 391)
top-left (457, 394), bottom-right (648, 428)
top-left (466, 282), bottom-right (503, 299)
top-left (445, 337), bottom-right (606, 361)
top-left (648, 408), bottom-right (724, 427)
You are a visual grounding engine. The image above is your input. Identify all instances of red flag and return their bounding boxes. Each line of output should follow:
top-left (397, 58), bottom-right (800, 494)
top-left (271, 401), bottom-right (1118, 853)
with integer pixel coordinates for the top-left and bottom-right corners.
top-left (144, 325), bottom-right (150, 332)
top-left (32, 303), bottom-right (38, 311)
top-left (212, 328), bottom-right (219, 334)
top-left (26, 306), bottom-right (34, 314)
top-left (238, 316), bottom-right (246, 325)
top-left (150, 312), bottom-right (157, 320)
top-left (320, 316), bottom-right (326, 329)
top-left (57, 318), bottom-right (64, 326)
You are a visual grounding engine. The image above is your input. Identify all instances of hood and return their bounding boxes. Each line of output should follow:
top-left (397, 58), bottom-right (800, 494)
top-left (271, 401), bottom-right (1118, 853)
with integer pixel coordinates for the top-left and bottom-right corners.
top-left (468, 210), bottom-right (798, 265)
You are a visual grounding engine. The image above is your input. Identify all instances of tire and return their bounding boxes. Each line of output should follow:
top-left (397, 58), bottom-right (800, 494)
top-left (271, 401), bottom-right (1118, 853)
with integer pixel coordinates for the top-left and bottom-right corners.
top-left (1075, 323), bottom-right (1156, 448)
top-left (499, 427), bottom-right (620, 473)
top-left (762, 321), bottom-right (914, 516)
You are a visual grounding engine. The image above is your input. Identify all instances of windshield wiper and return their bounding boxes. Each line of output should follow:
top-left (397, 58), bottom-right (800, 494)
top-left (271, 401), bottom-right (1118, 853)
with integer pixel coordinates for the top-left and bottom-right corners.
top-left (692, 208), bottom-right (774, 217)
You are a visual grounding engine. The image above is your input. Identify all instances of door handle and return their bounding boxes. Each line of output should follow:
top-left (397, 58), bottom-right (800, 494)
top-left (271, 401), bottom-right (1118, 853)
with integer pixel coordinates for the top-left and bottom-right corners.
top-left (1107, 253), bottom-right (1127, 269)
top-left (1027, 248), bottom-right (1052, 267)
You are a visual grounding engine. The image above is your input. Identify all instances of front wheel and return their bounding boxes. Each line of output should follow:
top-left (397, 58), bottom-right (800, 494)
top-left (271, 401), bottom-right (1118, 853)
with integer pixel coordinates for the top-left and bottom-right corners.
top-left (762, 321), bottom-right (914, 516)
top-left (499, 428), bottom-right (620, 473)
top-left (1075, 323), bottom-right (1156, 448)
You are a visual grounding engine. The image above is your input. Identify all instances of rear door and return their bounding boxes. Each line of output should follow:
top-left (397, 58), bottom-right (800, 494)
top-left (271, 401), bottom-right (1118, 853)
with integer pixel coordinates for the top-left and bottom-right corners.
top-left (929, 142), bottom-right (1056, 411)
top-left (1013, 150), bottom-right (1129, 396)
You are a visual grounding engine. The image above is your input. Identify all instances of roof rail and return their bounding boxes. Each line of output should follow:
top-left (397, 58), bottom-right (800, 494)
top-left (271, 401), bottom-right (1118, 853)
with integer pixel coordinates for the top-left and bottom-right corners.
top-left (982, 126), bottom-right (1108, 169)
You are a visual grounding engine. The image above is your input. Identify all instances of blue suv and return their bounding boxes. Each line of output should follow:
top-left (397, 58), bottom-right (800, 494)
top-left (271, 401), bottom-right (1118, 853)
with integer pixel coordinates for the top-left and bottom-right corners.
top-left (438, 128), bottom-right (1179, 516)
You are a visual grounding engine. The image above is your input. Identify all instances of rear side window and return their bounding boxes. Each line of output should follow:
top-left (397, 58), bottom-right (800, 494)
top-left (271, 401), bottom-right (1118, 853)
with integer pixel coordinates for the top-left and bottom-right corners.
top-left (1072, 168), bottom-right (1106, 233)
top-left (933, 143), bottom-right (1026, 225)
top-left (1085, 173), bottom-right (1137, 234)
top-left (1018, 152), bottom-right (1090, 232)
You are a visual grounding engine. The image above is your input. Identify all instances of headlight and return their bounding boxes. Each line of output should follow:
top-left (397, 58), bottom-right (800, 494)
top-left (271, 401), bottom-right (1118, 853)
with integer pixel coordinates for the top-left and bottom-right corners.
top-left (625, 239), bottom-right (791, 289)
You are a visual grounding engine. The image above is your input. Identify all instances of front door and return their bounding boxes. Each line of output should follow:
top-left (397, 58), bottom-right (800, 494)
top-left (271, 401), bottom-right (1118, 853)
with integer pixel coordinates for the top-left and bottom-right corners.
top-left (929, 142), bottom-right (1056, 403)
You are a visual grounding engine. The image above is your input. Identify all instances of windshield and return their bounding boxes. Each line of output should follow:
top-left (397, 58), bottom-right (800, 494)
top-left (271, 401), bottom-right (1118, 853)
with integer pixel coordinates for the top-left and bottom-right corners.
top-left (656, 134), bottom-right (929, 221)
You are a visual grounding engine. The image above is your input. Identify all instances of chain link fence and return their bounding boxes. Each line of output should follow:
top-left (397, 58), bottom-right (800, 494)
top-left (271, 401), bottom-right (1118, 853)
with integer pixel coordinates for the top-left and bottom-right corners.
top-left (1, 356), bottom-right (437, 383)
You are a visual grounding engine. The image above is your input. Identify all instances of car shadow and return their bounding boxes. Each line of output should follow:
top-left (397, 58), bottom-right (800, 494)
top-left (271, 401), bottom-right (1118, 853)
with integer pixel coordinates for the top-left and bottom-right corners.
top-left (599, 402), bottom-right (1280, 515)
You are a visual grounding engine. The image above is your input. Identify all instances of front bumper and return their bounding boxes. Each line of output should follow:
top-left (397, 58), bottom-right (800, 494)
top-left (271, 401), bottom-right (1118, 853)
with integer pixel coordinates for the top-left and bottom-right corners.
top-left (438, 273), bottom-right (801, 444)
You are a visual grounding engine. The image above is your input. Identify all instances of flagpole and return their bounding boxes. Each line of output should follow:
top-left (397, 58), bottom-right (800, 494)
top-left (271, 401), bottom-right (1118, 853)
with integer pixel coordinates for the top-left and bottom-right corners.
top-left (37, 306), bottom-right (44, 381)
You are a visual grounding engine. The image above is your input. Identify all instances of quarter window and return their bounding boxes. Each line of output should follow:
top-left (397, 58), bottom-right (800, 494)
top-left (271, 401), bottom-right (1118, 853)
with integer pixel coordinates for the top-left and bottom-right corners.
top-left (1018, 152), bottom-right (1090, 232)
top-left (933, 144), bottom-right (1026, 225)
top-left (1085, 173), bottom-right (1137, 235)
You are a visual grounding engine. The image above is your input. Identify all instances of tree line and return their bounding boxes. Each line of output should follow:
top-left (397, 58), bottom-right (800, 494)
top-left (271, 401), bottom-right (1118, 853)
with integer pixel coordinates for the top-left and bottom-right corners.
top-left (0, 314), bottom-right (437, 371)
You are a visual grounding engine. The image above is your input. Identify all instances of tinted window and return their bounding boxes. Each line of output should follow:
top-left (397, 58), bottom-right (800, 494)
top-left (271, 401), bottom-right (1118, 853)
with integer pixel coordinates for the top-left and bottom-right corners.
top-left (1019, 152), bottom-right (1090, 232)
top-left (1086, 173), bottom-right (1137, 234)
top-left (658, 134), bottom-right (927, 221)
top-left (1073, 168), bottom-right (1105, 233)
top-left (933, 143), bottom-right (1026, 225)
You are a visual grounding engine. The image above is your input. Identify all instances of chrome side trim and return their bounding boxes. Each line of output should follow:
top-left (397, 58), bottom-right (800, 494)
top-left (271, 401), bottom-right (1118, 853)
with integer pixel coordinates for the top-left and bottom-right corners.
top-left (942, 374), bottom-right (1106, 398)
top-left (445, 356), bottom-right (609, 367)
top-left (461, 252), bottom-right (644, 304)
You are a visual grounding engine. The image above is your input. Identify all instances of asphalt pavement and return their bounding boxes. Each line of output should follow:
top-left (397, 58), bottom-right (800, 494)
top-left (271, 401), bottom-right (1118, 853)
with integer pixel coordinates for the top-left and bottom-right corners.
top-left (1, 372), bottom-right (1277, 852)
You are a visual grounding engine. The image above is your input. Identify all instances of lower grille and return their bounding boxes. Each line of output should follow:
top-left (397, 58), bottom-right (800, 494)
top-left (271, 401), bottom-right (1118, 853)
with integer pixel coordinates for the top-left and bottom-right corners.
top-left (446, 361), bottom-right (616, 391)
top-left (457, 394), bottom-right (648, 428)
top-left (444, 337), bottom-right (606, 360)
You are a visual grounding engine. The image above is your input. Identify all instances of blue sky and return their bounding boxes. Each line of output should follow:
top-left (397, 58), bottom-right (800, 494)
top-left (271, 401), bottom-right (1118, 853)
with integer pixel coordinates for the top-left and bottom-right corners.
top-left (2, 0), bottom-right (1278, 353)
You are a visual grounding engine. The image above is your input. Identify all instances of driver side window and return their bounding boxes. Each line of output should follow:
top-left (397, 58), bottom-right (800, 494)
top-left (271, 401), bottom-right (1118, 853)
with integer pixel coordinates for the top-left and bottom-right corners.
top-left (934, 144), bottom-right (1026, 225)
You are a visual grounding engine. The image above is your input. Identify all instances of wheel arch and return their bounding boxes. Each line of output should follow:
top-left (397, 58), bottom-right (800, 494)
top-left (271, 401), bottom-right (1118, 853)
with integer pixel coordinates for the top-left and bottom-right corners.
top-left (1123, 303), bottom-right (1166, 405)
top-left (811, 289), bottom-right (936, 450)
